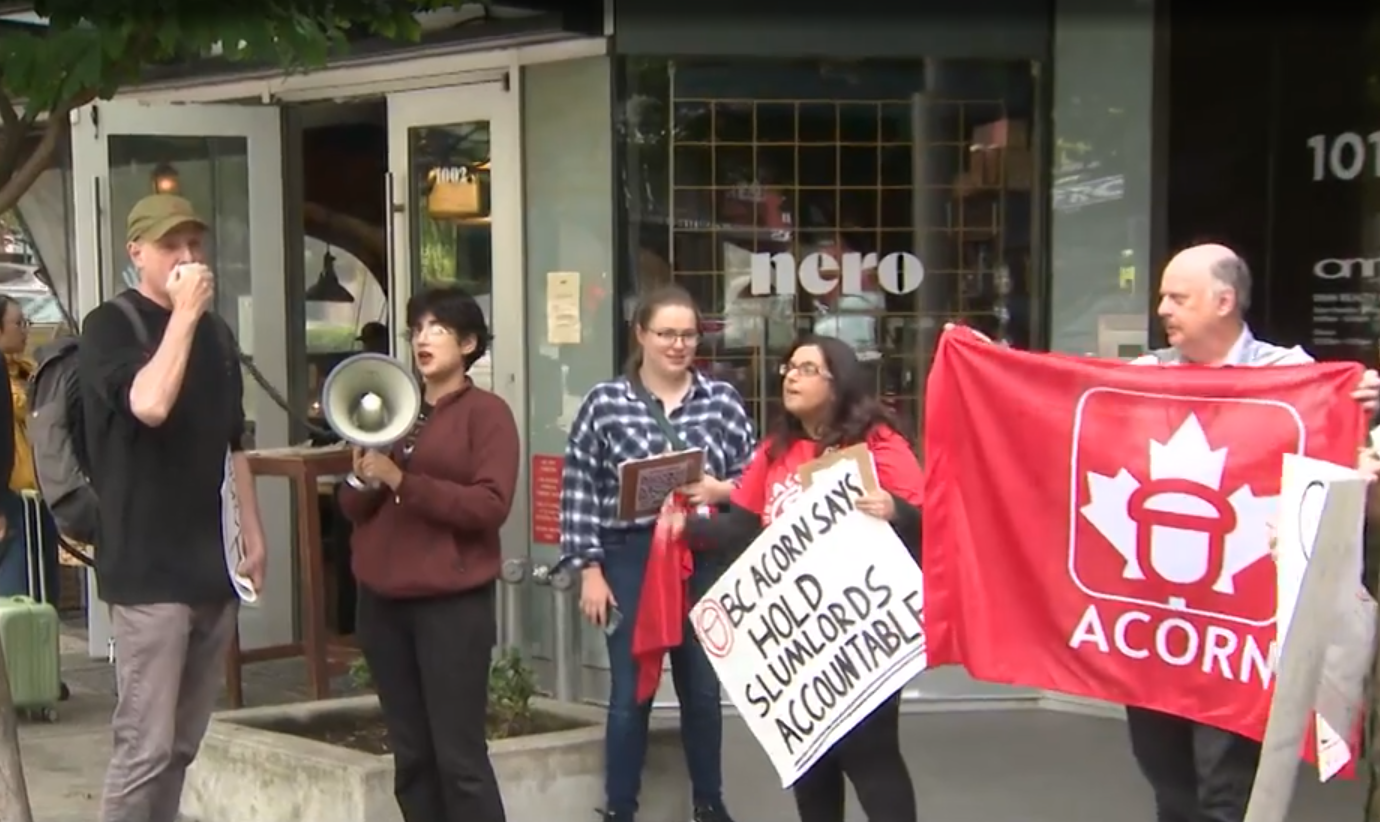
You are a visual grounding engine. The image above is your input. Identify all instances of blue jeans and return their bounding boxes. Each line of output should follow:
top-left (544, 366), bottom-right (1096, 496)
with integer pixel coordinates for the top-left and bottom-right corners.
top-left (0, 491), bottom-right (60, 602)
top-left (600, 527), bottom-right (724, 816)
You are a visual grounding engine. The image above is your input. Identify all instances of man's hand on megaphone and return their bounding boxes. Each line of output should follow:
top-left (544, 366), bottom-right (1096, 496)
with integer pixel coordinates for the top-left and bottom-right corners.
top-left (357, 449), bottom-right (403, 490)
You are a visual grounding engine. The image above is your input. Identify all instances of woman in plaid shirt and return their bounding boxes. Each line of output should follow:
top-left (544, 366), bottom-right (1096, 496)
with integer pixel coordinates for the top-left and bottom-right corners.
top-left (560, 285), bottom-right (756, 822)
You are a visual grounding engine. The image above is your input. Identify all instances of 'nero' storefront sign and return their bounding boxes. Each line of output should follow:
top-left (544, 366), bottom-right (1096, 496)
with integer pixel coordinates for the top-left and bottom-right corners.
top-left (749, 252), bottom-right (924, 297)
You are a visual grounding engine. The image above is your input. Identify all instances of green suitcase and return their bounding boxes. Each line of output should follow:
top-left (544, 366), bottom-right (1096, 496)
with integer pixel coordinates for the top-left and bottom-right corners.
top-left (0, 595), bottom-right (60, 719)
top-left (0, 491), bottom-right (62, 721)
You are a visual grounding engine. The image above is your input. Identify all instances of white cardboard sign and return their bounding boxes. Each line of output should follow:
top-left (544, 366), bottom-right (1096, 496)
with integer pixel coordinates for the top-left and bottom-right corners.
top-left (1245, 454), bottom-right (1371, 822)
top-left (689, 461), bottom-right (927, 787)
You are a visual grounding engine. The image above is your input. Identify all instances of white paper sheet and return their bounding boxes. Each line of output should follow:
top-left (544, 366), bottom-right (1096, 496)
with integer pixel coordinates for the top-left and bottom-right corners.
top-left (221, 450), bottom-right (257, 604)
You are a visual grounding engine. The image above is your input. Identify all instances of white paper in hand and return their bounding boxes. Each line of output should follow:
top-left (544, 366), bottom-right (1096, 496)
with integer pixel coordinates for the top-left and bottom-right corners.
top-left (221, 449), bottom-right (257, 604)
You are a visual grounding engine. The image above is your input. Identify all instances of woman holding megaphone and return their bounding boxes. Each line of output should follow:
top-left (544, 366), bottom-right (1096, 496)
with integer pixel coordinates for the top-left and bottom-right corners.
top-left (337, 285), bottom-right (519, 822)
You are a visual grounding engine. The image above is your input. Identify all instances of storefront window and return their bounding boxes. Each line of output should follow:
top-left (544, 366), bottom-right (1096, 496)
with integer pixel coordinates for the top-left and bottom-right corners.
top-left (617, 57), bottom-right (1038, 436)
top-left (1048, 1), bottom-right (1154, 358)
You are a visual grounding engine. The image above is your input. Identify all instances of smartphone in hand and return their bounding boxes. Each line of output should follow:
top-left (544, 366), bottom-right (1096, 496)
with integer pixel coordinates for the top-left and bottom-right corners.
top-left (604, 605), bottom-right (623, 636)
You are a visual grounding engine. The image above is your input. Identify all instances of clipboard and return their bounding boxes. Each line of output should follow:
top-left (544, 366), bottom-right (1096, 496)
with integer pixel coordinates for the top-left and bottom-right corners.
top-left (798, 443), bottom-right (880, 492)
top-left (617, 449), bottom-right (705, 520)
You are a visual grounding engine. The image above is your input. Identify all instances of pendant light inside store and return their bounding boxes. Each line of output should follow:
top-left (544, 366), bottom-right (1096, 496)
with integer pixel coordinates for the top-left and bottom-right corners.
top-left (151, 163), bottom-right (180, 194)
top-left (305, 249), bottom-right (354, 303)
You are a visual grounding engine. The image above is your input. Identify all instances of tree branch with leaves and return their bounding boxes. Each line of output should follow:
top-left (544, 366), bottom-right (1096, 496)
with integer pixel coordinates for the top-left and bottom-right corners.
top-left (0, 1), bottom-right (473, 215)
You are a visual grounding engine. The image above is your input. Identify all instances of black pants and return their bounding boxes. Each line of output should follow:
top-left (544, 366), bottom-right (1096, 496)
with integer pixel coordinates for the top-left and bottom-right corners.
top-left (1126, 706), bottom-right (1260, 822)
top-left (792, 696), bottom-right (917, 822)
top-left (356, 583), bottom-right (505, 822)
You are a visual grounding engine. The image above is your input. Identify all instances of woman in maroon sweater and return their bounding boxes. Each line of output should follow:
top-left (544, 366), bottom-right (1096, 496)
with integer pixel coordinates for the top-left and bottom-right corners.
top-left (338, 285), bottom-right (520, 822)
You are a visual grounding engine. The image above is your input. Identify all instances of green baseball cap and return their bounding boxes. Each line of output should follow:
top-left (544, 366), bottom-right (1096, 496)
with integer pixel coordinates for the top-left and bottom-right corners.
top-left (126, 194), bottom-right (207, 243)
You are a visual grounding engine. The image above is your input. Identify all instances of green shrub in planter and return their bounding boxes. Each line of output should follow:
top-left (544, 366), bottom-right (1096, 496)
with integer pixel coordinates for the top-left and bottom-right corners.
top-left (347, 647), bottom-right (539, 740)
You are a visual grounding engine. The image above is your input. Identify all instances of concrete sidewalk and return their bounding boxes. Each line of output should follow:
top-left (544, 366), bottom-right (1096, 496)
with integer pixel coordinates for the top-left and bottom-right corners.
top-left (21, 678), bottom-right (1364, 821)
top-left (15, 624), bottom-right (1368, 821)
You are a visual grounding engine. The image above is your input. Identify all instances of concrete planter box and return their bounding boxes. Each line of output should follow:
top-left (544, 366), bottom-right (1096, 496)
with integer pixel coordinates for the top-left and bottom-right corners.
top-left (181, 696), bottom-right (690, 822)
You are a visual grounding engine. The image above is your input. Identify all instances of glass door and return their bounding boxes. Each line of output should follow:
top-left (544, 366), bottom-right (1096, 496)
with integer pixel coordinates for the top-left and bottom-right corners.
top-left (68, 102), bottom-right (290, 657)
top-left (387, 83), bottom-right (528, 648)
top-left (387, 84), bottom-right (521, 380)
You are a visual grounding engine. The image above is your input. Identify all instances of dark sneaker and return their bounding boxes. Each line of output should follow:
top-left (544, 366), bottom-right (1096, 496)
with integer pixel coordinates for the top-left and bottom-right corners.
top-left (599, 809), bottom-right (632, 822)
top-left (693, 803), bottom-right (736, 822)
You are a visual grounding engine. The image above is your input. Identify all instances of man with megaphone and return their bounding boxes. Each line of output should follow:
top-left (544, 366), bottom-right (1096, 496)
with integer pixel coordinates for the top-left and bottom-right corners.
top-left (336, 285), bottom-right (520, 822)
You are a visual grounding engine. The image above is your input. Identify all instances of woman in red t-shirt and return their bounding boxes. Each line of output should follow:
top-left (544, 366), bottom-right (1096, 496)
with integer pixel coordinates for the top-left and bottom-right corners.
top-left (680, 334), bottom-right (922, 822)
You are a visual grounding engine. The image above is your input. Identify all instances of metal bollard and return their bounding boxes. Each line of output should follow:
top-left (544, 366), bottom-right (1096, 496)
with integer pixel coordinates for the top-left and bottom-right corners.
top-left (500, 555), bottom-right (585, 701)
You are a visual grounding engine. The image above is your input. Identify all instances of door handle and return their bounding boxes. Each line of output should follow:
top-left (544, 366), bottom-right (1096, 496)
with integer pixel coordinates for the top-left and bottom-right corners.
top-left (93, 176), bottom-right (106, 307)
top-left (383, 172), bottom-right (399, 358)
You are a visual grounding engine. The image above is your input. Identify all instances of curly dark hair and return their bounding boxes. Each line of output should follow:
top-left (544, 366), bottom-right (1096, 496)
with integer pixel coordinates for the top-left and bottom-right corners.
top-left (766, 334), bottom-right (911, 462)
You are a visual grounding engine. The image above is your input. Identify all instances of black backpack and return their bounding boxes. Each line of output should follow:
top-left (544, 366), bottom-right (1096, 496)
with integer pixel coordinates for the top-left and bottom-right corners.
top-left (26, 294), bottom-right (237, 547)
top-left (26, 294), bottom-right (150, 546)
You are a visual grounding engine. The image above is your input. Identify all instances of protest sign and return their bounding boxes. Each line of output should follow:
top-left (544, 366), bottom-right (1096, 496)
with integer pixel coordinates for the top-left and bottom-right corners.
top-left (688, 460), bottom-right (926, 787)
top-left (1245, 455), bottom-right (1369, 822)
top-left (1270, 454), bottom-right (1374, 782)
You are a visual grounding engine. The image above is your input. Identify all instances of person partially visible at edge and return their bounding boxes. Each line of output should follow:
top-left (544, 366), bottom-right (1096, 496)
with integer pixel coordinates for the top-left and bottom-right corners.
top-left (338, 285), bottom-right (518, 822)
top-left (0, 295), bottom-right (69, 697)
top-left (672, 334), bottom-right (923, 822)
top-left (560, 284), bottom-right (756, 822)
top-left (80, 193), bottom-right (268, 822)
top-left (952, 242), bottom-right (1380, 822)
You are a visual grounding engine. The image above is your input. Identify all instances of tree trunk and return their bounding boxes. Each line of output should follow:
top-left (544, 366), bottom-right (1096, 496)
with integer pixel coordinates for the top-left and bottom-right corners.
top-left (0, 640), bottom-right (33, 822)
top-left (0, 89), bottom-right (96, 219)
top-left (0, 115), bottom-right (65, 219)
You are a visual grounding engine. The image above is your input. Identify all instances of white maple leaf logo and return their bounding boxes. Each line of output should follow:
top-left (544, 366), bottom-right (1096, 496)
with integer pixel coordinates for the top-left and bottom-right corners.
top-left (1080, 414), bottom-right (1276, 609)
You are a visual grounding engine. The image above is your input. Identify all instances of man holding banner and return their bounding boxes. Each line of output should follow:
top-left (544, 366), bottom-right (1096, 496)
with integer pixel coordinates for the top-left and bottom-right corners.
top-left (926, 243), bottom-right (1380, 822)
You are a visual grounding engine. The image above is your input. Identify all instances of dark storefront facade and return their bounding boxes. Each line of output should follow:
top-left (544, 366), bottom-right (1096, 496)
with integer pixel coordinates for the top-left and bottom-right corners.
top-left (1161, 7), bottom-right (1380, 367)
top-left (602, 0), bottom-right (1164, 448)
top-left (612, 1), bottom-right (1048, 440)
top-left (579, 0), bottom-right (1154, 704)
top-left (600, 0), bottom-right (1380, 432)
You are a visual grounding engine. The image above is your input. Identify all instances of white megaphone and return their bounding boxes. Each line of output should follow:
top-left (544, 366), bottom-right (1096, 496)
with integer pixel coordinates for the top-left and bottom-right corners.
top-left (321, 352), bottom-right (423, 490)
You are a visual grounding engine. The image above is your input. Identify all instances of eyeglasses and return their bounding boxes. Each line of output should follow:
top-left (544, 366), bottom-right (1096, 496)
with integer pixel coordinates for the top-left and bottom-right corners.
top-left (404, 323), bottom-right (455, 341)
top-left (779, 361), bottom-right (828, 378)
top-left (649, 329), bottom-right (700, 345)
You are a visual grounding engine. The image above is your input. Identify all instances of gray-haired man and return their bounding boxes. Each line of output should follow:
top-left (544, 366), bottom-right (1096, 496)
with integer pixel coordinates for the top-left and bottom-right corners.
top-left (1126, 243), bottom-right (1376, 822)
top-left (947, 242), bottom-right (1380, 822)
top-left (81, 194), bottom-right (268, 822)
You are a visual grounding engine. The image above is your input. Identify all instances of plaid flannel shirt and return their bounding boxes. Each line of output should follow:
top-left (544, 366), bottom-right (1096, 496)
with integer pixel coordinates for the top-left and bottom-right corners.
top-left (559, 371), bottom-right (756, 559)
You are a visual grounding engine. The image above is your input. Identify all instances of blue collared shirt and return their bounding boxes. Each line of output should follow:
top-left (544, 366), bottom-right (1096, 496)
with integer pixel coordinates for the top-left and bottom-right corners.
top-left (559, 371), bottom-right (756, 558)
top-left (1147, 326), bottom-right (1314, 367)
